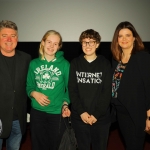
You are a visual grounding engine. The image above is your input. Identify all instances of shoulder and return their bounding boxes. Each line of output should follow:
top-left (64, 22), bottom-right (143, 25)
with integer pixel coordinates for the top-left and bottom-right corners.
top-left (136, 50), bottom-right (150, 57)
top-left (16, 50), bottom-right (31, 65)
top-left (134, 51), bottom-right (150, 62)
top-left (70, 54), bottom-right (83, 64)
top-left (57, 55), bottom-right (70, 67)
top-left (71, 57), bottom-right (79, 63)
top-left (112, 57), bottom-right (118, 64)
top-left (134, 51), bottom-right (150, 70)
top-left (97, 55), bottom-right (111, 66)
top-left (63, 58), bottom-right (70, 65)
top-left (70, 57), bottom-right (83, 69)
top-left (16, 50), bottom-right (31, 59)
top-left (30, 58), bottom-right (40, 64)
top-left (62, 59), bottom-right (70, 68)
top-left (111, 57), bottom-right (119, 72)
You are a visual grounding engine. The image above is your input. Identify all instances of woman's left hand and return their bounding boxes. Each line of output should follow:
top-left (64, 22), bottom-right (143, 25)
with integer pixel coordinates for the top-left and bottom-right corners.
top-left (62, 106), bottom-right (71, 117)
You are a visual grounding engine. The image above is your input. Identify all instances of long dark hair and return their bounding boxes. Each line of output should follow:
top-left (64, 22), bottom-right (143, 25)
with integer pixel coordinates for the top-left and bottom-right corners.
top-left (111, 21), bottom-right (144, 61)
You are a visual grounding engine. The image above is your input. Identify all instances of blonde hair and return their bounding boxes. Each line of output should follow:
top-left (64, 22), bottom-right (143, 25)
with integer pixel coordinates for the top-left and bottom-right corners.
top-left (39, 30), bottom-right (62, 60)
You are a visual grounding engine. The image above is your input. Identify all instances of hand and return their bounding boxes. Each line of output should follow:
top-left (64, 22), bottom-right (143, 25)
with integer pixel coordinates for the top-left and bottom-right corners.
top-left (31, 91), bottom-right (50, 106)
top-left (88, 115), bottom-right (97, 125)
top-left (62, 106), bottom-right (71, 117)
top-left (80, 112), bottom-right (91, 124)
top-left (145, 119), bottom-right (150, 132)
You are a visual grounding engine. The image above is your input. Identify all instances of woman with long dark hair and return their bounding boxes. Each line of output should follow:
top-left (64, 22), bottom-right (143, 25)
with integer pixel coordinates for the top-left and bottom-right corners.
top-left (111, 21), bottom-right (150, 150)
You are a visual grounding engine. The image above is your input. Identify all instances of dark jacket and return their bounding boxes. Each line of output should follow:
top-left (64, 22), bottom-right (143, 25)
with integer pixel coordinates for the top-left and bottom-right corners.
top-left (112, 51), bottom-right (150, 136)
top-left (0, 50), bottom-right (31, 138)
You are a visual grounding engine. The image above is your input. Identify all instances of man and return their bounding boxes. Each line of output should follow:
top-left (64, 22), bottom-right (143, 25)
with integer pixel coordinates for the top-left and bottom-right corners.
top-left (0, 20), bottom-right (31, 150)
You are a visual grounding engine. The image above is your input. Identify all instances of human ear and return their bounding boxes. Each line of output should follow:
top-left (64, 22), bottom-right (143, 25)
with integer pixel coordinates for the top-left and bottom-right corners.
top-left (96, 43), bottom-right (100, 48)
top-left (41, 40), bottom-right (45, 46)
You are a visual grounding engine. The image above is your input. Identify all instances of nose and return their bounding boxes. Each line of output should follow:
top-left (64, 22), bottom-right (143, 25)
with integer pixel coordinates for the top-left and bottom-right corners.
top-left (86, 42), bottom-right (90, 47)
top-left (7, 36), bottom-right (12, 41)
top-left (50, 43), bottom-right (54, 47)
top-left (122, 36), bottom-right (126, 40)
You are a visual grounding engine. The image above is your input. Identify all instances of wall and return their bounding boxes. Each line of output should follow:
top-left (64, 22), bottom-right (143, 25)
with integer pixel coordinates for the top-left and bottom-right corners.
top-left (0, 0), bottom-right (150, 42)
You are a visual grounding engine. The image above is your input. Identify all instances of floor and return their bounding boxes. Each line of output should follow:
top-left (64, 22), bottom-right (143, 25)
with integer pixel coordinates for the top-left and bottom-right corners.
top-left (2, 123), bottom-right (150, 150)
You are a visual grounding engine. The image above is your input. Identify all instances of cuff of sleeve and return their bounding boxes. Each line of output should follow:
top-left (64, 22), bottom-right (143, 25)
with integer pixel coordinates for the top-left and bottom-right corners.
top-left (77, 108), bottom-right (85, 116)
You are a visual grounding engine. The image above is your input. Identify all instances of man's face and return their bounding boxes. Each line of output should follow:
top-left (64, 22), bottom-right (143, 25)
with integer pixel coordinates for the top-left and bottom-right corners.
top-left (0, 28), bottom-right (18, 56)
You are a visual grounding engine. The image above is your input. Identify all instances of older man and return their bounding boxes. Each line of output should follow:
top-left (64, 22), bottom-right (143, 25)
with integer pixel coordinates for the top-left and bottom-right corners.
top-left (0, 20), bottom-right (31, 150)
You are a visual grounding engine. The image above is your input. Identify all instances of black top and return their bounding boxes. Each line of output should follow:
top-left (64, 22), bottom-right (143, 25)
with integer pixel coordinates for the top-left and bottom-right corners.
top-left (69, 54), bottom-right (112, 123)
top-left (111, 51), bottom-right (150, 136)
top-left (0, 50), bottom-right (31, 138)
top-left (2, 54), bottom-right (18, 120)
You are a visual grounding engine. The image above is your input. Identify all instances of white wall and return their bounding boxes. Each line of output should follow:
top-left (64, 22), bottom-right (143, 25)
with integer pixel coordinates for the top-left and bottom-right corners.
top-left (0, 0), bottom-right (150, 42)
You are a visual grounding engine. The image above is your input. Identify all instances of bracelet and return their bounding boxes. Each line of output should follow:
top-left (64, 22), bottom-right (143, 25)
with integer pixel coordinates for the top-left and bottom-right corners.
top-left (62, 104), bottom-right (68, 108)
top-left (62, 104), bottom-right (68, 111)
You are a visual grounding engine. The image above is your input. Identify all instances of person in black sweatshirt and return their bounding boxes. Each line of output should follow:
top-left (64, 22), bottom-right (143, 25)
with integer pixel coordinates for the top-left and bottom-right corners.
top-left (68, 29), bottom-right (112, 150)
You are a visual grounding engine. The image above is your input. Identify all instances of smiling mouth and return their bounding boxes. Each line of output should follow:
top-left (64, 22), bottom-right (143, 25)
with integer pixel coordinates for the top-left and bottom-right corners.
top-left (47, 48), bottom-right (54, 51)
top-left (122, 42), bottom-right (128, 44)
top-left (5, 43), bottom-right (13, 46)
top-left (85, 48), bottom-right (91, 50)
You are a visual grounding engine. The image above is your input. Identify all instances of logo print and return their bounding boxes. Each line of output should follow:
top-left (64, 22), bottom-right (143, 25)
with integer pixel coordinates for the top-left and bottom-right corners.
top-left (36, 70), bottom-right (59, 90)
top-left (34, 65), bottom-right (61, 90)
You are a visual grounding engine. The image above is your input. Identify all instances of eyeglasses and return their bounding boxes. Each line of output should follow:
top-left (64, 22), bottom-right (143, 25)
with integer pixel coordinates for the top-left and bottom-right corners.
top-left (82, 41), bottom-right (96, 47)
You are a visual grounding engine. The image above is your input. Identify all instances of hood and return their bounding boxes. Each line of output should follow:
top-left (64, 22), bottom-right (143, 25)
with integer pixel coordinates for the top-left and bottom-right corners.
top-left (40, 51), bottom-right (65, 63)
top-left (55, 51), bottom-right (64, 62)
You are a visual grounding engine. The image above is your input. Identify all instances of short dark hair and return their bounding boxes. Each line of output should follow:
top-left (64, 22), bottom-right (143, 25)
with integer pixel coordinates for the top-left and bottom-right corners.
top-left (79, 29), bottom-right (101, 44)
top-left (0, 20), bottom-right (18, 32)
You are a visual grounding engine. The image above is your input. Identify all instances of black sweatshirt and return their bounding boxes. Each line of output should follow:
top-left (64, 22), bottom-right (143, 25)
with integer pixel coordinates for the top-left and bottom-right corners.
top-left (68, 54), bottom-right (112, 122)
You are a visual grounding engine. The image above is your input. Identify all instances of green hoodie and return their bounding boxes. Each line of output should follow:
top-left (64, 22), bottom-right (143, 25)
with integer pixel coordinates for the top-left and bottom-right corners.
top-left (26, 51), bottom-right (70, 114)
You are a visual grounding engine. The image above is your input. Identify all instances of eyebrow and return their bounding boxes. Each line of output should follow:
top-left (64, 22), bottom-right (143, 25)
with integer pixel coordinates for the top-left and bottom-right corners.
top-left (82, 40), bottom-right (95, 41)
top-left (2, 34), bottom-right (17, 35)
top-left (46, 40), bottom-right (59, 43)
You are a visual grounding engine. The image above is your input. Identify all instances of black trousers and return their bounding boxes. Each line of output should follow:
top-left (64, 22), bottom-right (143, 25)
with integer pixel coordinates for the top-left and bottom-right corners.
top-left (30, 108), bottom-right (66, 150)
top-left (71, 116), bottom-right (110, 150)
top-left (116, 105), bottom-right (146, 150)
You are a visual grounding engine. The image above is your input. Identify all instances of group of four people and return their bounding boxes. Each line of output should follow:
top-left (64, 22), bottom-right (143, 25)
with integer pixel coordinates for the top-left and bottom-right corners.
top-left (0, 20), bottom-right (150, 150)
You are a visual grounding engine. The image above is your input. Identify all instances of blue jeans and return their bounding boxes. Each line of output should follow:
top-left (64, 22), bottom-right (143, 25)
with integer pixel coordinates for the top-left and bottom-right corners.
top-left (0, 120), bottom-right (22, 150)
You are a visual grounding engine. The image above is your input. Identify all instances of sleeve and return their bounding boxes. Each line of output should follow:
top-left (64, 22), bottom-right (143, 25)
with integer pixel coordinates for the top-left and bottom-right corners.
top-left (62, 61), bottom-right (70, 105)
top-left (137, 52), bottom-right (150, 110)
top-left (68, 60), bottom-right (85, 115)
top-left (93, 61), bottom-right (112, 119)
top-left (26, 61), bottom-right (36, 98)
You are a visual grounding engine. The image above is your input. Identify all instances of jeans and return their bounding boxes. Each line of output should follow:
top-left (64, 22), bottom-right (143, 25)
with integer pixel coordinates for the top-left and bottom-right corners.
top-left (0, 120), bottom-right (22, 150)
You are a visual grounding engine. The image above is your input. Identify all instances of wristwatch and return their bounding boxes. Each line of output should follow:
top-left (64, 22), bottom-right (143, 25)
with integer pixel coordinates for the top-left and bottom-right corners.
top-left (147, 116), bottom-right (150, 120)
